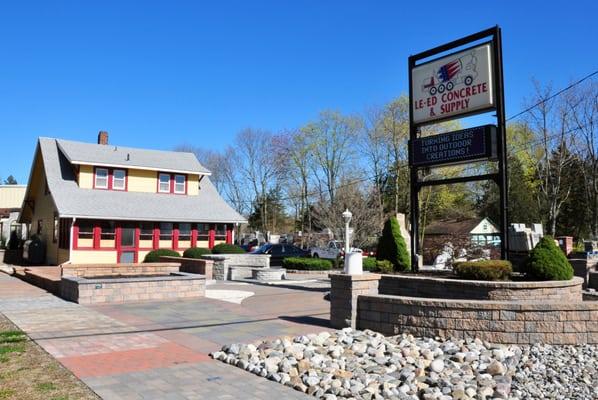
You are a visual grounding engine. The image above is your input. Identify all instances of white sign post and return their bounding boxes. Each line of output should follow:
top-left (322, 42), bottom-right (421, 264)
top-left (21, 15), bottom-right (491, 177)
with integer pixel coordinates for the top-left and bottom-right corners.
top-left (411, 43), bottom-right (495, 125)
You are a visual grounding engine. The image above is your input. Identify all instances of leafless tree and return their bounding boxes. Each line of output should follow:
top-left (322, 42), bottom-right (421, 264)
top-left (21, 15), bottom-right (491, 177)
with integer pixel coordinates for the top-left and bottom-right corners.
top-left (302, 110), bottom-right (362, 205)
top-left (528, 81), bottom-right (575, 235)
top-left (566, 80), bottom-right (598, 236)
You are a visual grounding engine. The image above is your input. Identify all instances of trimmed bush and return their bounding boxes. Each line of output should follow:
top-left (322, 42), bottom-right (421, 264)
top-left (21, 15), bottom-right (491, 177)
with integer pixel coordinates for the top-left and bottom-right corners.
top-left (211, 243), bottom-right (245, 254)
top-left (182, 247), bottom-right (212, 258)
top-left (454, 260), bottom-right (512, 281)
top-left (526, 236), bottom-right (574, 281)
top-left (143, 249), bottom-right (180, 263)
top-left (362, 257), bottom-right (394, 273)
top-left (377, 216), bottom-right (410, 271)
top-left (283, 257), bottom-right (333, 271)
top-left (376, 259), bottom-right (394, 274)
top-left (363, 257), bottom-right (377, 271)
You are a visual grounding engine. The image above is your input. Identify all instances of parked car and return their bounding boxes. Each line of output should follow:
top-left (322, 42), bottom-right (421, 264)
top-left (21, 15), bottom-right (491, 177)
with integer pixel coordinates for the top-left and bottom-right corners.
top-left (310, 240), bottom-right (362, 259)
top-left (250, 243), bottom-right (310, 266)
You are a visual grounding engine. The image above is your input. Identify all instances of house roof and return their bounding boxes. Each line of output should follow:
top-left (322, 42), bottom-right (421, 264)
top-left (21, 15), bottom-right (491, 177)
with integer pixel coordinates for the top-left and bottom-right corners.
top-left (425, 217), bottom-right (498, 236)
top-left (55, 138), bottom-right (211, 175)
top-left (23, 138), bottom-right (246, 224)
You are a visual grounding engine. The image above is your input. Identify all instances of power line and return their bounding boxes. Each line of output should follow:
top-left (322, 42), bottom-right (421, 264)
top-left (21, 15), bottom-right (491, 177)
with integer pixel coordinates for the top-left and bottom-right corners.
top-left (506, 69), bottom-right (598, 122)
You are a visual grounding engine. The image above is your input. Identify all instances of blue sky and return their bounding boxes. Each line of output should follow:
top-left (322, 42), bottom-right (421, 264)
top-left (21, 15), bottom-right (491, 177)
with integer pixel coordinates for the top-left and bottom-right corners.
top-left (1, 1), bottom-right (597, 184)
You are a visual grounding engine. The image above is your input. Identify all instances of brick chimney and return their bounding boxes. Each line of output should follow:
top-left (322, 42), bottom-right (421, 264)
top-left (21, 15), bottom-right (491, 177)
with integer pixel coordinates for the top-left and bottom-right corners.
top-left (97, 131), bottom-right (109, 145)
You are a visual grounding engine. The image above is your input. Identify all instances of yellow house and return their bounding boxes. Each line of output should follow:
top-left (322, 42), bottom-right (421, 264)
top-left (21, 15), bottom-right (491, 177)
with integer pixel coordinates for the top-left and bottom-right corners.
top-left (20, 132), bottom-right (246, 264)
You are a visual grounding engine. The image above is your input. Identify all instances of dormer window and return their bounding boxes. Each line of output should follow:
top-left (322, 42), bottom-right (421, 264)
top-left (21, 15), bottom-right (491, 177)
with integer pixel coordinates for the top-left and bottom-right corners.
top-left (93, 167), bottom-right (127, 191)
top-left (174, 174), bottom-right (186, 194)
top-left (159, 173), bottom-right (171, 193)
top-left (113, 169), bottom-right (126, 190)
top-left (95, 168), bottom-right (109, 189)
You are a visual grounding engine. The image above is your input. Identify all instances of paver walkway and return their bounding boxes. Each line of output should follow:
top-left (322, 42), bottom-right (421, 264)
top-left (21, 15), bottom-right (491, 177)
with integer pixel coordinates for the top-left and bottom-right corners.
top-left (0, 273), bottom-right (332, 399)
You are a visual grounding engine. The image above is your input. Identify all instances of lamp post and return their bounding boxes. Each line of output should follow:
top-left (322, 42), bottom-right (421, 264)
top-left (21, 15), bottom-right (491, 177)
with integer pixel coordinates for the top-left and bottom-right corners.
top-left (342, 208), bottom-right (352, 256)
top-left (341, 208), bottom-right (362, 274)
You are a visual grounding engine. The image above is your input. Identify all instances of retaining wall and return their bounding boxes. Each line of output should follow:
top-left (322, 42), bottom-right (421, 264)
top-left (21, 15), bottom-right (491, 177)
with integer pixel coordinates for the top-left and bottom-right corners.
top-left (61, 272), bottom-right (205, 304)
top-left (378, 275), bottom-right (583, 302)
top-left (61, 263), bottom-right (181, 278)
top-left (357, 294), bottom-right (598, 345)
top-left (160, 256), bottom-right (213, 280)
top-left (202, 254), bottom-right (270, 280)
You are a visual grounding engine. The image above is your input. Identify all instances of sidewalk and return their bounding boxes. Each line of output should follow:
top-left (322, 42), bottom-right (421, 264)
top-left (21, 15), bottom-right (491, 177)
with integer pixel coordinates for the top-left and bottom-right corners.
top-left (0, 273), bottom-right (332, 399)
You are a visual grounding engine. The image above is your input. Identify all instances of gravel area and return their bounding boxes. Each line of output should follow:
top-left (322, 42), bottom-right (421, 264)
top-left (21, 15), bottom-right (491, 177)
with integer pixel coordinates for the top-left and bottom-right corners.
top-left (211, 328), bottom-right (597, 400)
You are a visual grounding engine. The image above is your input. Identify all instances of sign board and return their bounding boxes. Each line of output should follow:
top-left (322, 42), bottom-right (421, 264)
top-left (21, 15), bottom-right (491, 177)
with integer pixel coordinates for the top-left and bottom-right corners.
top-left (410, 125), bottom-right (496, 167)
top-left (411, 43), bottom-right (495, 124)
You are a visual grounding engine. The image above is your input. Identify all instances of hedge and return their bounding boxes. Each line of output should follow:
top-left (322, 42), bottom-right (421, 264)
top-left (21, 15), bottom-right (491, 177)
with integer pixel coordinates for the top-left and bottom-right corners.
top-left (526, 236), bottom-right (574, 280)
top-left (143, 249), bottom-right (180, 263)
top-left (283, 257), bottom-right (333, 270)
top-left (211, 243), bottom-right (245, 254)
top-left (363, 257), bottom-right (394, 273)
top-left (182, 247), bottom-right (212, 258)
top-left (377, 217), bottom-right (410, 271)
top-left (454, 260), bottom-right (512, 281)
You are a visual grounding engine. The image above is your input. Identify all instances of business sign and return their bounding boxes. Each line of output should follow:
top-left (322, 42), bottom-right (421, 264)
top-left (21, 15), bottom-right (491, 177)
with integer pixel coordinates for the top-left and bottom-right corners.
top-left (411, 43), bottom-right (495, 124)
top-left (410, 125), bottom-right (496, 167)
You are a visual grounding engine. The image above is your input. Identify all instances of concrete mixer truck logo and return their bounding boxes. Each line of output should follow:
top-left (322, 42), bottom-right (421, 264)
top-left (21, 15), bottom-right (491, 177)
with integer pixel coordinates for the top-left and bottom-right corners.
top-left (422, 51), bottom-right (478, 96)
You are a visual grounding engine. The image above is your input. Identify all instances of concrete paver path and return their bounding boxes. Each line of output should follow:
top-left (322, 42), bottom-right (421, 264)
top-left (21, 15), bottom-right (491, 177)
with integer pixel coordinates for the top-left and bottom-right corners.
top-left (0, 273), bottom-right (332, 399)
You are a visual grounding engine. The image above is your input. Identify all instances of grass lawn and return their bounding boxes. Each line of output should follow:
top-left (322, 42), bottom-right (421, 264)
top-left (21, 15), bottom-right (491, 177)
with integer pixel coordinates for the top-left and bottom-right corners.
top-left (0, 314), bottom-right (99, 400)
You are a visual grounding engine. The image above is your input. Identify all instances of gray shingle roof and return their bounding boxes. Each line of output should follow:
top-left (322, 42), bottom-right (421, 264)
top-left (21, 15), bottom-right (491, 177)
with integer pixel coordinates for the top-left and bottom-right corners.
top-left (37, 138), bottom-right (246, 223)
top-left (56, 138), bottom-right (211, 175)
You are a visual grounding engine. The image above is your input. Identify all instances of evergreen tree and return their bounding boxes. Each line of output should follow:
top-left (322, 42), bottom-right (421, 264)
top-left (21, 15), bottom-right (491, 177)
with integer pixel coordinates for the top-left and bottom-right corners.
top-left (376, 216), bottom-right (410, 271)
top-left (3, 175), bottom-right (17, 185)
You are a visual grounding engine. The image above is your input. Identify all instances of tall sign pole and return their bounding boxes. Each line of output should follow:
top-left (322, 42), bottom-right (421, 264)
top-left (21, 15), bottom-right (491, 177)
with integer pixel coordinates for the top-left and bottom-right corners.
top-left (408, 26), bottom-right (509, 271)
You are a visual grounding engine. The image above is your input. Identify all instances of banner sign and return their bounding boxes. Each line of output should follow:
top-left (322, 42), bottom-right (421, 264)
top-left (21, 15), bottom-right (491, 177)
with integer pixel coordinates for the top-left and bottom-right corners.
top-left (411, 43), bottom-right (495, 124)
top-left (410, 125), bottom-right (496, 167)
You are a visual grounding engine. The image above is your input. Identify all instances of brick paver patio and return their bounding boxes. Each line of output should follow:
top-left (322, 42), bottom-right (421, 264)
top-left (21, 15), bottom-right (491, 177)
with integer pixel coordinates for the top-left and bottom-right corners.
top-left (0, 273), bottom-right (332, 399)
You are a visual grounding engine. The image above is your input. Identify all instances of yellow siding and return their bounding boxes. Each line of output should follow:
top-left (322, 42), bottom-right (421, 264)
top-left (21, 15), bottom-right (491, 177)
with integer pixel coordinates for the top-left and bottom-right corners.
top-left (178, 240), bottom-right (191, 249)
top-left (78, 165), bottom-right (94, 189)
top-left (0, 186), bottom-right (26, 209)
top-left (159, 240), bottom-right (173, 248)
top-left (27, 155), bottom-right (60, 265)
top-left (77, 165), bottom-right (201, 196)
top-left (70, 250), bottom-right (117, 264)
top-left (127, 169), bottom-right (158, 193)
top-left (196, 240), bottom-right (209, 248)
top-left (187, 174), bottom-right (199, 195)
top-left (139, 239), bottom-right (153, 249)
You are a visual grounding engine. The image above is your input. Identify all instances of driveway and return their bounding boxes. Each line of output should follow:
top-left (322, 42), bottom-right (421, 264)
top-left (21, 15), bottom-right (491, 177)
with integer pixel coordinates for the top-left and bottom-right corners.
top-left (0, 274), bottom-right (332, 399)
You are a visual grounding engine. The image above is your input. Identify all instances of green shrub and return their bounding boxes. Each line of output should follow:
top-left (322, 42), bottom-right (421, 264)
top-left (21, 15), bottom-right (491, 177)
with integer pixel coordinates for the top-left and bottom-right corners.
top-left (454, 260), bottom-right (512, 281)
top-left (376, 217), bottom-right (410, 271)
top-left (182, 247), bottom-right (212, 258)
top-left (143, 249), bottom-right (180, 263)
top-left (362, 257), bottom-right (394, 273)
top-left (363, 257), bottom-right (377, 271)
top-left (375, 259), bottom-right (394, 274)
top-left (211, 243), bottom-right (245, 254)
top-left (283, 257), bottom-right (333, 270)
top-left (526, 236), bottom-right (574, 281)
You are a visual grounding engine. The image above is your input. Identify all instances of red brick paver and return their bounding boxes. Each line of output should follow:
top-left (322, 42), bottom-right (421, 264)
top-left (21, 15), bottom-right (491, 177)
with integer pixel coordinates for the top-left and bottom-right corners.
top-left (60, 342), bottom-right (211, 378)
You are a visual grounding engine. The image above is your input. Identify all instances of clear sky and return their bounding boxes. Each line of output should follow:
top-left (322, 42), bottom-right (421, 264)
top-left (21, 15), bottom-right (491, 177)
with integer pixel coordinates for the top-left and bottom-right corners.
top-left (1, 1), bottom-right (597, 184)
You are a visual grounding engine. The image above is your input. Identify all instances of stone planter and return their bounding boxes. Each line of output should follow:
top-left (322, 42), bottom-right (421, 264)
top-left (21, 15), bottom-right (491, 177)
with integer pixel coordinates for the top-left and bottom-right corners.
top-left (251, 268), bottom-right (286, 281)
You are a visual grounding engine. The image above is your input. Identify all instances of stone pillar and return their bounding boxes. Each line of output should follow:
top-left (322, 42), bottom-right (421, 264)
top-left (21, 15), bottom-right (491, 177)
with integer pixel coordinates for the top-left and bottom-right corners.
top-left (330, 273), bottom-right (380, 329)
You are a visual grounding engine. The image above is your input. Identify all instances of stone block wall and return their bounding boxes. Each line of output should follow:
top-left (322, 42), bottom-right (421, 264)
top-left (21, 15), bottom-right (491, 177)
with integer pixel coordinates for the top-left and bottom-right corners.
top-left (160, 256), bottom-right (213, 280)
top-left (61, 273), bottom-right (205, 304)
top-left (202, 254), bottom-right (270, 280)
top-left (61, 263), bottom-right (181, 278)
top-left (378, 275), bottom-right (583, 302)
top-left (329, 274), bottom-right (380, 329)
top-left (357, 294), bottom-right (598, 345)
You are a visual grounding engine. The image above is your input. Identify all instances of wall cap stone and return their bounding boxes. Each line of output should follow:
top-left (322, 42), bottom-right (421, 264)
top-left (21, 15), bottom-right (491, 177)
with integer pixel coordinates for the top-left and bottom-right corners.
top-left (381, 273), bottom-right (583, 289)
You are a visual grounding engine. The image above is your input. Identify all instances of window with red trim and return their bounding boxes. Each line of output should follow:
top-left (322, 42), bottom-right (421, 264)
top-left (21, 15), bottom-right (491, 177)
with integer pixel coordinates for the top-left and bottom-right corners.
top-left (94, 168), bottom-right (127, 191)
top-left (139, 222), bottom-right (154, 247)
top-left (174, 175), bottom-right (186, 194)
top-left (178, 223), bottom-right (191, 244)
top-left (99, 220), bottom-right (116, 248)
top-left (159, 222), bottom-right (173, 241)
top-left (197, 223), bottom-right (210, 241)
top-left (95, 168), bottom-right (109, 189)
top-left (215, 224), bottom-right (226, 241)
top-left (158, 173), bottom-right (170, 193)
top-left (112, 169), bottom-right (126, 190)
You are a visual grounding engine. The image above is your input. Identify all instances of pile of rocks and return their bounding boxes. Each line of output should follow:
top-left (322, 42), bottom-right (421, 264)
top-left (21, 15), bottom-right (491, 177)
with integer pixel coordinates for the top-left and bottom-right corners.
top-left (211, 329), bottom-right (523, 399)
top-left (512, 344), bottom-right (597, 399)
